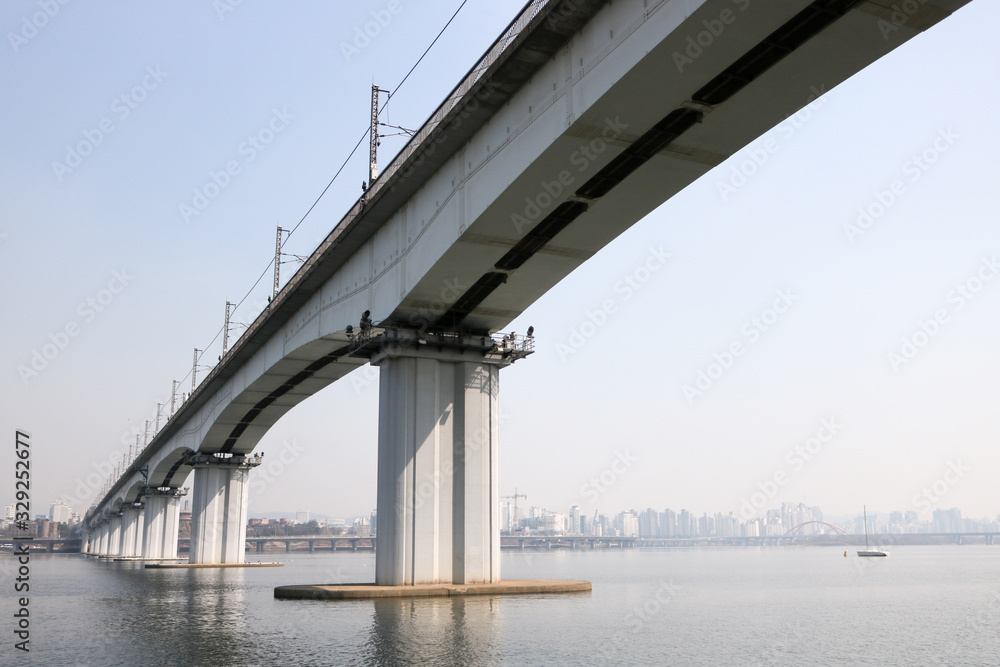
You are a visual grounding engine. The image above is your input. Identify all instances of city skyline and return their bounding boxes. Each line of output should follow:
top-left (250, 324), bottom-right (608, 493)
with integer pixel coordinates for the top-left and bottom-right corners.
top-left (6, 496), bottom-right (993, 541)
top-left (2, 1), bottom-right (998, 521)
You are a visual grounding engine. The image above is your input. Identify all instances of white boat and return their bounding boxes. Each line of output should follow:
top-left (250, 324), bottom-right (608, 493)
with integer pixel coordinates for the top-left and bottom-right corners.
top-left (857, 506), bottom-right (889, 557)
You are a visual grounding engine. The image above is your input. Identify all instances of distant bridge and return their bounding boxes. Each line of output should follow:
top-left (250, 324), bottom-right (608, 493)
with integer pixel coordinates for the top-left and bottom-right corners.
top-left (8, 532), bottom-right (999, 555)
top-left (783, 521), bottom-right (850, 536)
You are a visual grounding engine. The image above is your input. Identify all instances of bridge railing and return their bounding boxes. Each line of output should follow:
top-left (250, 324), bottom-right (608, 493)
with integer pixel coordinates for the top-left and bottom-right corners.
top-left (369, 0), bottom-right (551, 198)
top-left (263, 0), bottom-right (556, 319)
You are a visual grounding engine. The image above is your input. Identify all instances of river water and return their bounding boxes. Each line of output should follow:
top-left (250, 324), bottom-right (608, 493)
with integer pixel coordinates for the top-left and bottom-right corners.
top-left (7, 546), bottom-right (999, 665)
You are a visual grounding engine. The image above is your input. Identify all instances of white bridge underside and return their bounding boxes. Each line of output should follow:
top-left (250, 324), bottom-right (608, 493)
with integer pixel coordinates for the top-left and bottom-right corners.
top-left (86, 0), bottom-right (971, 573)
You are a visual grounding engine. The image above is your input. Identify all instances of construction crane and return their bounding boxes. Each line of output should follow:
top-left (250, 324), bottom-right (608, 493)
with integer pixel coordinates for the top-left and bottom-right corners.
top-left (501, 488), bottom-right (527, 529)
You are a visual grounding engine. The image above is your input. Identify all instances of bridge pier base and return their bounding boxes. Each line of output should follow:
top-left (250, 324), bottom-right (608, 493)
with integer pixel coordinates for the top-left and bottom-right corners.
top-left (142, 488), bottom-right (185, 559)
top-left (373, 339), bottom-right (514, 586)
top-left (188, 455), bottom-right (259, 564)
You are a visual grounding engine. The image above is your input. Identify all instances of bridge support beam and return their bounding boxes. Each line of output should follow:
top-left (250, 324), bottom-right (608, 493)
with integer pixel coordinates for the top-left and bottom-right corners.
top-left (107, 514), bottom-right (123, 557)
top-left (373, 336), bottom-right (518, 586)
top-left (120, 506), bottom-right (144, 557)
top-left (188, 455), bottom-right (260, 564)
top-left (142, 488), bottom-right (185, 559)
top-left (94, 525), bottom-right (105, 555)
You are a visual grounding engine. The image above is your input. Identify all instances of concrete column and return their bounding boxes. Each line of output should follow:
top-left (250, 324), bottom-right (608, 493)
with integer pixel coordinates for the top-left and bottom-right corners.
top-left (120, 507), bottom-right (142, 557)
top-left (108, 514), bottom-right (123, 556)
top-left (373, 333), bottom-right (520, 586)
top-left (188, 455), bottom-right (260, 564)
top-left (142, 489), bottom-right (185, 559)
top-left (132, 509), bottom-right (144, 556)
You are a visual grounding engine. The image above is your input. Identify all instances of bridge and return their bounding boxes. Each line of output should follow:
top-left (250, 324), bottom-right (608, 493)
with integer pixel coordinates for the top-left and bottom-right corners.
top-left (83, 0), bottom-right (972, 585)
top-left (783, 521), bottom-right (850, 536)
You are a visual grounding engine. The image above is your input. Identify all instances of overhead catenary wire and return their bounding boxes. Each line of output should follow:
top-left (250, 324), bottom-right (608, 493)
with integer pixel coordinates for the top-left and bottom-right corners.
top-left (154, 0), bottom-right (473, 422)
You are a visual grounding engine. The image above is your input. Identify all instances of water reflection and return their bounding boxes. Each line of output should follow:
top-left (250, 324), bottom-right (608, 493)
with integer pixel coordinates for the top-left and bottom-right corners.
top-left (363, 596), bottom-right (501, 666)
top-left (94, 562), bottom-right (254, 665)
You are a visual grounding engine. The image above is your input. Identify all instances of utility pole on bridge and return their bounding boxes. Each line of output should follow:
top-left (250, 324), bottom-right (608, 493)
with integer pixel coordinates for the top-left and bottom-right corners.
top-left (192, 348), bottom-right (200, 393)
top-left (273, 227), bottom-right (283, 300)
top-left (223, 301), bottom-right (232, 355)
top-left (370, 84), bottom-right (380, 184)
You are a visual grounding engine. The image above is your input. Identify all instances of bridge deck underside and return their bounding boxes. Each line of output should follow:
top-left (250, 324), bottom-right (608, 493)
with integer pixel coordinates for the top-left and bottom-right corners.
top-left (391, 0), bottom-right (969, 333)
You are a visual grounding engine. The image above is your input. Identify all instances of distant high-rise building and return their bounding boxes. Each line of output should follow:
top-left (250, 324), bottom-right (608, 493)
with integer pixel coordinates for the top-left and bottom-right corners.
top-left (715, 512), bottom-right (738, 537)
top-left (569, 505), bottom-right (582, 535)
top-left (698, 513), bottom-right (713, 537)
top-left (500, 501), bottom-right (513, 532)
top-left (617, 511), bottom-right (638, 537)
top-left (933, 508), bottom-right (962, 533)
top-left (742, 519), bottom-right (761, 537)
top-left (50, 499), bottom-right (72, 524)
top-left (295, 510), bottom-right (310, 524)
top-left (658, 509), bottom-right (676, 537)
top-left (679, 509), bottom-right (692, 537)
top-left (638, 508), bottom-right (658, 538)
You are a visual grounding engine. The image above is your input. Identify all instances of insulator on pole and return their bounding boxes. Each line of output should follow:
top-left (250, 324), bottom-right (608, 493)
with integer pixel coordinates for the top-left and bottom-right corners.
top-left (223, 301), bottom-right (232, 355)
top-left (370, 85), bottom-right (380, 184)
top-left (273, 227), bottom-right (283, 299)
top-left (192, 348), bottom-right (200, 393)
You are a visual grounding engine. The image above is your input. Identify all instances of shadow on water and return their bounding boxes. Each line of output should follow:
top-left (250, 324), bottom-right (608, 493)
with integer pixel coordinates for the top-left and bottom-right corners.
top-left (362, 596), bottom-right (501, 666)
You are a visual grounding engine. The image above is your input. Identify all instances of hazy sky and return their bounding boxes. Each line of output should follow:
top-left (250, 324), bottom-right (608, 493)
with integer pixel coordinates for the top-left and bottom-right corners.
top-left (2, 1), bottom-right (998, 525)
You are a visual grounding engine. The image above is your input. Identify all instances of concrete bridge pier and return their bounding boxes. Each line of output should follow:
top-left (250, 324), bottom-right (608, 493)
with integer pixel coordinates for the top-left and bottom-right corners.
top-left (95, 524), bottom-right (106, 555)
top-left (120, 505), bottom-right (144, 557)
top-left (373, 334), bottom-right (520, 586)
top-left (188, 455), bottom-right (260, 564)
top-left (141, 487), bottom-right (185, 559)
top-left (107, 513), bottom-right (123, 557)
